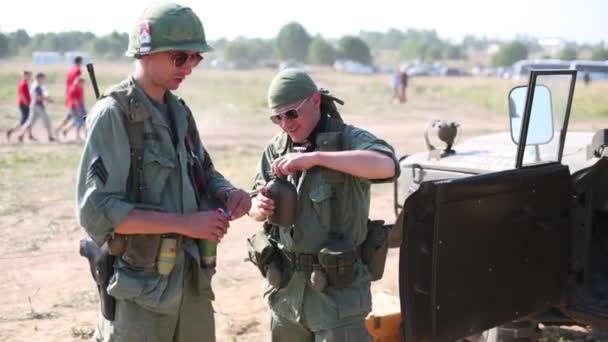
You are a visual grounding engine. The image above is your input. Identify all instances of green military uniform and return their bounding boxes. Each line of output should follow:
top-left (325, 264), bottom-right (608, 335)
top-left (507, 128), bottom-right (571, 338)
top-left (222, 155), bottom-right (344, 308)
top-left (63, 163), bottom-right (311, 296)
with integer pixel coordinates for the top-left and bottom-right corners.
top-left (77, 3), bottom-right (225, 341)
top-left (252, 117), bottom-right (399, 341)
top-left (77, 77), bottom-right (233, 341)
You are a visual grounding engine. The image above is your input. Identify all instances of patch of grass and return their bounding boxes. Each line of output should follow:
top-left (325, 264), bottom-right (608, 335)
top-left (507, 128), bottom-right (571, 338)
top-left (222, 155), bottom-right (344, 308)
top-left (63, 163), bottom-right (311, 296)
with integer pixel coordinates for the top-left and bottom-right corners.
top-left (0, 145), bottom-right (82, 215)
top-left (410, 77), bottom-right (514, 115)
top-left (209, 147), bottom-right (262, 190)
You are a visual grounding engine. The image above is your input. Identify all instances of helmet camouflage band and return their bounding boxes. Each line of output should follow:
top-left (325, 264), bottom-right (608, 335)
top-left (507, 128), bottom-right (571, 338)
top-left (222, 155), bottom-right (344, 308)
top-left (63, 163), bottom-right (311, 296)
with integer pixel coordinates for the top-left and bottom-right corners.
top-left (126, 2), bottom-right (213, 58)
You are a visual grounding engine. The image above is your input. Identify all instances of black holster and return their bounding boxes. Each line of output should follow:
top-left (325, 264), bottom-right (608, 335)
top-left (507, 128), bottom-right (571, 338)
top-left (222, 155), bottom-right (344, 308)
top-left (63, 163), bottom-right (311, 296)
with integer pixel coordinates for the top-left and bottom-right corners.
top-left (79, 238), bottom-right (116, 321)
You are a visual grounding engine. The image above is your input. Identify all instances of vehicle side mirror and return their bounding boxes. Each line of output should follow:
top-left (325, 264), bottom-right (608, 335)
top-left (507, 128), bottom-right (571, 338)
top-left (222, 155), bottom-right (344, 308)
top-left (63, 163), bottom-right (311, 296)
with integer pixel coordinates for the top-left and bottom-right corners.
top-left (509, 85), bottom-right (554, 145)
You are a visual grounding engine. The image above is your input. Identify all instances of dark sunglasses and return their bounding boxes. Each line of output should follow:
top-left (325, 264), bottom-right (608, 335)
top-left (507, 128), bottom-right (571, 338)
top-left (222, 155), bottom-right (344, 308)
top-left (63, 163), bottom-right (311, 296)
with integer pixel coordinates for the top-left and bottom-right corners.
top-left (269, 98), bottom-right (309, 125)
top-left (168, 51), bottom-right (204, 68)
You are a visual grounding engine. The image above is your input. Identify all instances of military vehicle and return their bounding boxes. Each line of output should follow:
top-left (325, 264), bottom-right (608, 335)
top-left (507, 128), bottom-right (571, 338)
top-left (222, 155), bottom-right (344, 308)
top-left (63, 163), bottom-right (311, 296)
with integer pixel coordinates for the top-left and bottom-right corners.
top-left (389, 69), bottom-right (608, 341)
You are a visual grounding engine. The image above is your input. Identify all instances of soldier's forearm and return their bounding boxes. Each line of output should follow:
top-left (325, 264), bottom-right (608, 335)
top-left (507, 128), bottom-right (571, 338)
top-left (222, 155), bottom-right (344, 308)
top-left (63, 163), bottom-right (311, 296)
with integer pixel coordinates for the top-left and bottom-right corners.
top-left (313, 150), bottom-right (396, 180)
top-left (114, 209), bottom-right (191, 236)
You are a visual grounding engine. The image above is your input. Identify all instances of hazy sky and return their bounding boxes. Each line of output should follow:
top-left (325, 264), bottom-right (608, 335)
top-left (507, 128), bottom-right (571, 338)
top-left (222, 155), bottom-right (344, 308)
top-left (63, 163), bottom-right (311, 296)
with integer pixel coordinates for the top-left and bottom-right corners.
top-left (0, 0), bottom-right (606, 44)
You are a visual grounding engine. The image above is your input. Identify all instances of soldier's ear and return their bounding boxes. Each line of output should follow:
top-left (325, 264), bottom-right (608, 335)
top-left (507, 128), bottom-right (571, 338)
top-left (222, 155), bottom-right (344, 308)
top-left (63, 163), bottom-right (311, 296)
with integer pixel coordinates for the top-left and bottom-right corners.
top-left (311, 92), bottom-right (321, 106)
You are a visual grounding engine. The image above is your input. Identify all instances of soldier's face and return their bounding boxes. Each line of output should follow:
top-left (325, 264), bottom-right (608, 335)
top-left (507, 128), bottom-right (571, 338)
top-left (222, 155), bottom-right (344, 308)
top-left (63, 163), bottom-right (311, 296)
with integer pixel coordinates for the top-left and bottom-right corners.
top-left (272, 92), bottom-right (321, 143)
top-left (143, 50), bottom-right (200, 90)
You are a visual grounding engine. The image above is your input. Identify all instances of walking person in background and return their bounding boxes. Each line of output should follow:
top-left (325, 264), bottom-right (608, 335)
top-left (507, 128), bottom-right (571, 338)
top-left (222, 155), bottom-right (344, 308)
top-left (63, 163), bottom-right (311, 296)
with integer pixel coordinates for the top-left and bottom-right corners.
top-left (6, 70), bottom-right (35, 142)
top-left (66, 56), bottom-right (83, 96)
top-left (11, 72), bottom-right (56, 142)
top-left (390, 66), bottom-right (409, 104)
top-left (398, 66), bottom-right (409, 103)
top-left (55, 76), bottom-right (87, 140)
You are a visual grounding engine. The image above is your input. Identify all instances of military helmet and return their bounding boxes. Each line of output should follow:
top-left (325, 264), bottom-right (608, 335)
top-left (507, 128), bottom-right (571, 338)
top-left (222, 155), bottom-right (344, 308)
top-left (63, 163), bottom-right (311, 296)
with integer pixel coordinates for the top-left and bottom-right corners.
top-left (126, 2), bottom-right (213, 58)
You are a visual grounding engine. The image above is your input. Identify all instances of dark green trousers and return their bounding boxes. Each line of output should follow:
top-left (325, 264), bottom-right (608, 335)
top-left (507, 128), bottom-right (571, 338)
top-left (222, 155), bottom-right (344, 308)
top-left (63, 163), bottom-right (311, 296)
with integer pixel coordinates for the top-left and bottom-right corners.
top-left (271, 313), bottom-right (371, 342)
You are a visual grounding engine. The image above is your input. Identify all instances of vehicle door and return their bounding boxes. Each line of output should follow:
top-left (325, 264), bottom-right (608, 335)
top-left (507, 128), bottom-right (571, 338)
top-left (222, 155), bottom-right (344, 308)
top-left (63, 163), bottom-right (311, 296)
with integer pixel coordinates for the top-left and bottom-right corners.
top-left (399, 70), bottom-right (578, 342)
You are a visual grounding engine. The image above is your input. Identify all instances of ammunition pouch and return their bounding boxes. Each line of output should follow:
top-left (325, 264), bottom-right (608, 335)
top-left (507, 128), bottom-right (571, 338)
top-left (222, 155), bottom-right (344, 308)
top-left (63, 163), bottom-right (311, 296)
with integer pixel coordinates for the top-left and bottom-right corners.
top-left (246, 230), bottom-right (280, 277)
top-left (361, 219), bottom-right (391, 281)
top-left (318, 240), bottom-right (359, 289)
top-left (79, 238), bottom-right (116, 321)
top-left (107, 235), bottom-right (127, 256)
top-left (121, 234), bottom-right (162, 272)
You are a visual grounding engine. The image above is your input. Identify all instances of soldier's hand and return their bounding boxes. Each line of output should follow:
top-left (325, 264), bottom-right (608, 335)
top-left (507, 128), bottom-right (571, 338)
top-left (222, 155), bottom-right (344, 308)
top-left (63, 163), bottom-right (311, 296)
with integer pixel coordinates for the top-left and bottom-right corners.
top-left (251, 188), bottom-right (275, 221)
top-left (271, 152), bottom-right (317, 177)
top-left (225, 188), bottom-right (252, 220)
top-left (183, 210), bottom-right (230, 243)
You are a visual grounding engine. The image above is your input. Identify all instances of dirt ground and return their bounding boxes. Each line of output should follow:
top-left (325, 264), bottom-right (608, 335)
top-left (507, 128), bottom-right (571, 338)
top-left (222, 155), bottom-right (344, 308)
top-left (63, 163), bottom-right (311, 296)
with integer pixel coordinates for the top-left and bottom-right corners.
top-left (1, 69), bottom-right (607, 341)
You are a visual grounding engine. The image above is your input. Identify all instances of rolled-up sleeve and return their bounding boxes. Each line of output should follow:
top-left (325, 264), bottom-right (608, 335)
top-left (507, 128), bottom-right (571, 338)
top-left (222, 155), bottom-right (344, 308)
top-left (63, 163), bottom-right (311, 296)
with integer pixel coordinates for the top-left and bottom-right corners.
top-left (347, 126), bottom-right (401, 183)
top-left (76, 98), bottom-right (134, 245)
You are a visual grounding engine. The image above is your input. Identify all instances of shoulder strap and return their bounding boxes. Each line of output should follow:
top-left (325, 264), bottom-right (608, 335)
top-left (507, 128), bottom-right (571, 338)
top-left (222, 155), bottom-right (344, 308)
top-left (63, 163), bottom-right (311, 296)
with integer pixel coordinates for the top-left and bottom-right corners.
top-left (179, 98), bottom-right (214, 204)
top-left (103, 86), bottom-right (151, 202)
top-left (316, 118), bottom-right (348, 240)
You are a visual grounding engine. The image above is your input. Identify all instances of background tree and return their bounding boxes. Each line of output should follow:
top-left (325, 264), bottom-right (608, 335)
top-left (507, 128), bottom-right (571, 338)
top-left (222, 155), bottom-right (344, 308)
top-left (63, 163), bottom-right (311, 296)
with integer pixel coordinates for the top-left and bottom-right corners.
top-left (338, 36), bottom-right (372, 65)
top-left (89, 31), bottom-right (128, 59)
top-left (492, 41), bottom-right (528, 66)
top-left (224, 37), bottom-right (274, 65)
top-left (399, 29), bottom-right (444, 61)
top-left (443, 44), bottom-right (466, 60)
top-left (558, 46), bottom-right (578, 60)
top-left (590, 47), bottom-right (608, 61)
top-left (307, 36), bottom-right (336, 65)
top-left (276, 22), bottom-right (311, 62)
top-left (0, 33), bottom-right (11, 58)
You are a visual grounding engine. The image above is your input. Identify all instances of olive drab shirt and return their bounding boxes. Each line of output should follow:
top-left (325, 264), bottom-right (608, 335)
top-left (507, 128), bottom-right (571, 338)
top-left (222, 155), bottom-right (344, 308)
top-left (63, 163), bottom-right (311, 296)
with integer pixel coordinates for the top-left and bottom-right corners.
top-left (76, 77), bottom-right (233, 315)
top-left (252, 117), bottom-right (399, 331)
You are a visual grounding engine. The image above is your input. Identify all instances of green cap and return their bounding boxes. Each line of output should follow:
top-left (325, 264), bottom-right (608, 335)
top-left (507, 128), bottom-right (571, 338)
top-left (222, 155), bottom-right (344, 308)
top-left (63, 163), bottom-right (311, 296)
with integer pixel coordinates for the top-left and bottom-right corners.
top-left (267, 69), bottom-right (318, 110)
top-left (126, 2), bottom-right (213, 58)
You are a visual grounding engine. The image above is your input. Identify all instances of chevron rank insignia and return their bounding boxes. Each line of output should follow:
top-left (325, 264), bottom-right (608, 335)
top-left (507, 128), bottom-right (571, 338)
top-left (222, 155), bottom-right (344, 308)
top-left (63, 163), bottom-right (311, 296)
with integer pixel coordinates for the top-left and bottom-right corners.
top-left (87, 156), bottom-right (108, 186)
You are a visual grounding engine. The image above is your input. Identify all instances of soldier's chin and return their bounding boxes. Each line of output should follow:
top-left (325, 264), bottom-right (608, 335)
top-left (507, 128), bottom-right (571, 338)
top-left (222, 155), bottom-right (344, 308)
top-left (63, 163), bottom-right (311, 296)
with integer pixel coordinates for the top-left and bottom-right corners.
top-left (288, 132), bottom-right (305, 143)
top-left (169, 79), bottom-right (183, 90)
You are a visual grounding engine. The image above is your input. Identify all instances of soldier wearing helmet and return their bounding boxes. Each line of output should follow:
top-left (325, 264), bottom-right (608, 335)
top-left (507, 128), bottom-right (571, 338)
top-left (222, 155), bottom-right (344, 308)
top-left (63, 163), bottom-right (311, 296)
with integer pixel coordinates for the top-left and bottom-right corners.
top-left (249, 69), bottom-right (400, 341)
top-left (76, 2), bottom-right (251, 341)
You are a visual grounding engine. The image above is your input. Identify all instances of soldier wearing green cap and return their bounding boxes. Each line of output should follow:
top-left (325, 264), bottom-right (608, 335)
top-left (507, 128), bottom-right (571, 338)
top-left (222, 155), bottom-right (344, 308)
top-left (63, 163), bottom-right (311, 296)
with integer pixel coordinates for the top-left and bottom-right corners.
top-left (249, 68), bottom-right (400, 341)
top-left (76, 2), bottom-right (251, 341)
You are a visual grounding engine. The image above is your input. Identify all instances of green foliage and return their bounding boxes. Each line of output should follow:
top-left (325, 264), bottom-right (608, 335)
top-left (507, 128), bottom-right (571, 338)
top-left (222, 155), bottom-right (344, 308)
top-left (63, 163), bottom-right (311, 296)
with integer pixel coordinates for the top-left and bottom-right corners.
top-left (11, 29), bottom-right (30, 47)
top-left (307, 36), bottom-right (336, 65)
top-left (492, 41), bottom-right (528, 67)
top-left (30, 31), bottom-right (95, 52)
top-left (0, 34), bottom-right (10, 58)
top-left (338, 36), bottom-right (372, 65)
top-left (591, 47), bottom-right (608, 61)
top-left (360, 29), bottom-right (405, 50)
top-left (558, 47), bottom-right (578, 60)
top-left (276, 22), bottom-right (311, 62)
top-left (443, 44), bottom-right (466, 60)
top-left (223, 37), bottom-right (274, 65)
top-left (462, 35), bottom-right (490, 51)
top-left (399, 29), bottom-right (444, 61)
top-left (89, 31), bottom-right (129, 59)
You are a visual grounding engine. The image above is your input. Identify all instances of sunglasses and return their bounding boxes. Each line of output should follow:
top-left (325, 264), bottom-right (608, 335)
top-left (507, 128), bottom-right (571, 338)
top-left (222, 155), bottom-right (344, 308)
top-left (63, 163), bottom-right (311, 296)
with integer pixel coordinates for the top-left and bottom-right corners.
top-left (270, 97), bottom-right (309, 125)
top-left (168, 51), bottom-right (204, 68)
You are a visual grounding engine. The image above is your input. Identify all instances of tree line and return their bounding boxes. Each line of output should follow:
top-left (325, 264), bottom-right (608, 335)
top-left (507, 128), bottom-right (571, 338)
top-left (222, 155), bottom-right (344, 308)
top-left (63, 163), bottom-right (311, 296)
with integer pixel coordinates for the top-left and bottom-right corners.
top-left (1, 24), bottom-right (607, 67)
top-left (0, 29), bottom-right (129, 59)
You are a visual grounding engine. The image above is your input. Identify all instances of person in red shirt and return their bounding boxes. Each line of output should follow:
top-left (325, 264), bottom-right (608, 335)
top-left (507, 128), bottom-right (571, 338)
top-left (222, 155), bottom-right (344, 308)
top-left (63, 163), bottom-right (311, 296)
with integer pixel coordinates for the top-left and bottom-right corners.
top-left (55, 76), bottom-right (87, 140)
top-left (66, 56), bottom-right (82, 97)
top-left (6, 70), bottom-right (34, 141)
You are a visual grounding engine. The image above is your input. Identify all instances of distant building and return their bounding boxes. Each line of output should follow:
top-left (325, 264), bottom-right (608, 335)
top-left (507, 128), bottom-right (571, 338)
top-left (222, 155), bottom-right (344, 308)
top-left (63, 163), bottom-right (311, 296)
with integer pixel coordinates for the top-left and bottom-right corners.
top-left (64, 51), bottom-right (91, 64)
top-left (32, 52), bottom-right (62, 65)
top-left (537, 37), bottom-right (566, 56)
top-left (31, 51), bottom-right (91, 65)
